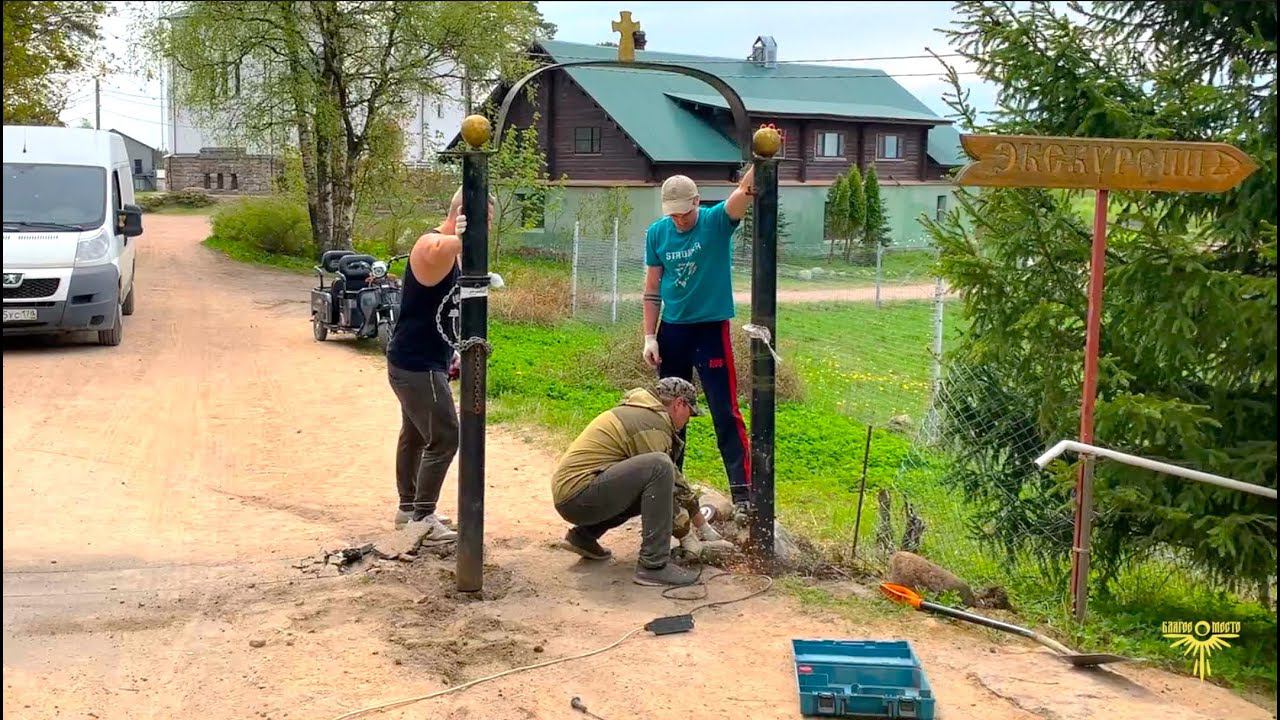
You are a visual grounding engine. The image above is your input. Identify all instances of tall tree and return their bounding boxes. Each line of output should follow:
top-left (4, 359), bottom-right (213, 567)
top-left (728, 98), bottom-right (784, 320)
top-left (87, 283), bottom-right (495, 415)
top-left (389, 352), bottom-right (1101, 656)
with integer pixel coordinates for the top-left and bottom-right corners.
top-left (863, 165), bottom-right (890, 248)
top-left (843, 165), bottom-right (866, 262)
top-left (924, 1), bottom-right (1277, 589)
top-left (3, 1), bottom-right (110, 125)
top-left (826, 172), bottom-right (850, 261)
top-left (153, 1), bottom-right (544, 253)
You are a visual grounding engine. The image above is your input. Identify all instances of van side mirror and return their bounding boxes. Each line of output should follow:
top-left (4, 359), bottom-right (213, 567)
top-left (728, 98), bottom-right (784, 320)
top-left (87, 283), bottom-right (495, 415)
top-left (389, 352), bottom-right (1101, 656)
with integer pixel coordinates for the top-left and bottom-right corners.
top-left (117, 204), bottom-right (143, 238)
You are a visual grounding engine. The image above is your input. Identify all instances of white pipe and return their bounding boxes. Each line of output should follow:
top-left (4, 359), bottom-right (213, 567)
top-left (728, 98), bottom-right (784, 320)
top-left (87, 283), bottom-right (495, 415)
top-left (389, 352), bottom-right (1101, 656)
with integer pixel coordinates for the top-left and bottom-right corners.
top-left (1035, 440), bottom-right (1277, 501)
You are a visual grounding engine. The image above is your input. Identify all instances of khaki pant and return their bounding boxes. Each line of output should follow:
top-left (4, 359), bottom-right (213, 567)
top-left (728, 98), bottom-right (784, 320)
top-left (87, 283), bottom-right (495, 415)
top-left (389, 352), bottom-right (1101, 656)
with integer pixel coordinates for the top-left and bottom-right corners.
top-left (555, 453), bottom-right (675, 568)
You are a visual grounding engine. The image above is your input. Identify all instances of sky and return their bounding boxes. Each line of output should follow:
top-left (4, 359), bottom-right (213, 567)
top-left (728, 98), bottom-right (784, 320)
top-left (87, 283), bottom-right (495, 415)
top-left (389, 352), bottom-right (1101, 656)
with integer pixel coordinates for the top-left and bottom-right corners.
top-left (60, 1), bottom-right (998, 151)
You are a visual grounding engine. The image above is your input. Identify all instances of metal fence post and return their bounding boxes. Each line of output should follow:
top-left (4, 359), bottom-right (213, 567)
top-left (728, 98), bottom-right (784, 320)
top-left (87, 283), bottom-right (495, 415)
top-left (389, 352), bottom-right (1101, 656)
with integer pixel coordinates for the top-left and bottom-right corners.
top-left (610, 216), bottom-right (620, 324)
top-left (932, 273), bottom-right (944, 400)
top-left (456, 115), bottom-right (492, 594)
top-left (875, 243), bottom-right (883, 309)
top-left (571, 221), bottom-right (580, 318)
top-left (750, 128), bottom-right (781, 561)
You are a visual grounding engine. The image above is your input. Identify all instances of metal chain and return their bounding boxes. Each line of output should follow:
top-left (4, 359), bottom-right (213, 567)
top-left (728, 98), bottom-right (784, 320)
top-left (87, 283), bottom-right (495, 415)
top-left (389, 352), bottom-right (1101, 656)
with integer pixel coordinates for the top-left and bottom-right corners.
top-left (459, 338), bottom-right (492, 414)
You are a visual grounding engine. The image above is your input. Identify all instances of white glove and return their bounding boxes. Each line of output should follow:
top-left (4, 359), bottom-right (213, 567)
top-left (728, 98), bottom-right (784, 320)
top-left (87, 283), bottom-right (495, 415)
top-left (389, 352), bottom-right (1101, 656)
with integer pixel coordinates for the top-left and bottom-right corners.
top-left (454, 214), bottom-right (467, 237)
top-left (489, 272), bottom-right (505, 289)
top-left (642, 334), bottom-right (661, 368)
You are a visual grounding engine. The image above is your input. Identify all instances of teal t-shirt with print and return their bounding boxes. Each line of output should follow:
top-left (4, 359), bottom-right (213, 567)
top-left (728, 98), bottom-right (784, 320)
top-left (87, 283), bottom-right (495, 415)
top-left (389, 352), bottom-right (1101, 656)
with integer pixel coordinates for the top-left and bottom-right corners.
top-left (644, 201), bottom-right (740, 324)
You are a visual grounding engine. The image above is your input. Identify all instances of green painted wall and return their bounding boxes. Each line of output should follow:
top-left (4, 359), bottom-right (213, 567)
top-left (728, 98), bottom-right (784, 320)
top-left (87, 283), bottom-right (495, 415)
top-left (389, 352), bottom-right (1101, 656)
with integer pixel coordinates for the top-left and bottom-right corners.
top-left (779, 183), bottom-right (958, 259)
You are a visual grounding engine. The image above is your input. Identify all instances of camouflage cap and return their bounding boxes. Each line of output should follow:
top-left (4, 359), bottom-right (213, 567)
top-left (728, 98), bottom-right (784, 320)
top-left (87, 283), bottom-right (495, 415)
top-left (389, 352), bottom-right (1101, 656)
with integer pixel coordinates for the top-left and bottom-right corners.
top-left (655, 377), bottom-right (702, 416)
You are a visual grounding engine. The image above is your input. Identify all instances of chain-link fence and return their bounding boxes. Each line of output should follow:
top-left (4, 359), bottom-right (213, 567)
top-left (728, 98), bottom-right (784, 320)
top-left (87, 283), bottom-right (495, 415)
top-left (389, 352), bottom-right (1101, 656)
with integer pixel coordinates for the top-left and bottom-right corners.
top-left (504, 209), bottom-right (1274, 623)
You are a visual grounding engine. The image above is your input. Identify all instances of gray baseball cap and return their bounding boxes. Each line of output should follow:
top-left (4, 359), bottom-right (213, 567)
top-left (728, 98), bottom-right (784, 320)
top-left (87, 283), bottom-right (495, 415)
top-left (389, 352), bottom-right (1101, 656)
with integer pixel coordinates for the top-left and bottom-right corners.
top-left (655, 377), bottom-right (702, 416)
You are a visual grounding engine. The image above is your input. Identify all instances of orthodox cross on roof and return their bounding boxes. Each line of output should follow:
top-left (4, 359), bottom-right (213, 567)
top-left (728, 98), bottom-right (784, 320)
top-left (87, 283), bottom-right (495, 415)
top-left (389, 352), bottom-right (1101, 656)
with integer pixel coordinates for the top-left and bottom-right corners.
top-left (611, 11), bottom-right (641, 62)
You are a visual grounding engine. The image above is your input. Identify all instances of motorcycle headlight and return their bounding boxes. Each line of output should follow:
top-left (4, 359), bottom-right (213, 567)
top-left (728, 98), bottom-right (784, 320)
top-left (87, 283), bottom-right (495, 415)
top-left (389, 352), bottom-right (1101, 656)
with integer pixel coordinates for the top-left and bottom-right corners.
top-left (75, 235), bottom-right (111, 266)
top-left (371, 261), bottom-right (388, 279)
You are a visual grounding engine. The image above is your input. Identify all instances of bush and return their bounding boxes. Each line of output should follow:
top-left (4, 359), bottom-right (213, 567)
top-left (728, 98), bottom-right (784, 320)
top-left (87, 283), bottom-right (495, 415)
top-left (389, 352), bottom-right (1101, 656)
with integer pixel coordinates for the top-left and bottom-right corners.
top-left (490, 264), bottom-right (573, 327)
top-left (136, 193), bottom-right (167, 213)
top-left (136, 189), bottom-right (215, 213)
top-left (592, 325), bottom-right (805, 404)
top-left (210, 196), bottom-right (314, 258)
top-left (172, 187), bottom-right (214, 207)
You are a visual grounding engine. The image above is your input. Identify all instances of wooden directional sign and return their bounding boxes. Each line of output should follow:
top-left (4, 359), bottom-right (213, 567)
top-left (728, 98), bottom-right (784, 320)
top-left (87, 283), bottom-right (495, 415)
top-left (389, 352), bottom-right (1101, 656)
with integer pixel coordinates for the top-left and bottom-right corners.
top-left (954, 134), bottom-right (1258, 193)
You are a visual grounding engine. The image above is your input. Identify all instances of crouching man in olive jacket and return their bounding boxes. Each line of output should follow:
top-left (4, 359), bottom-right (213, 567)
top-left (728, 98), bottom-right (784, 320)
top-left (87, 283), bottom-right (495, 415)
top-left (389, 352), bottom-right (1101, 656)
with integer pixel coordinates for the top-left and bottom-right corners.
top-left (551, 378), bottom-right (708, 587)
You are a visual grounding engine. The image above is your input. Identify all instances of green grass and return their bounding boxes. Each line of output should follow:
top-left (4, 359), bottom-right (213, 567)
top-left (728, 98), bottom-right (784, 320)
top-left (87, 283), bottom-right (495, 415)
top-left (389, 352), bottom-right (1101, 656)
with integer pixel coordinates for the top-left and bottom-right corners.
top-left (202, 234), bottom-right (317, 273)
top-left (599, 248), bottom-right (938, 296)
top-left (201, 230), bottom-right (414, 276)
top-left (202, 237), bottom-right (1276, 697)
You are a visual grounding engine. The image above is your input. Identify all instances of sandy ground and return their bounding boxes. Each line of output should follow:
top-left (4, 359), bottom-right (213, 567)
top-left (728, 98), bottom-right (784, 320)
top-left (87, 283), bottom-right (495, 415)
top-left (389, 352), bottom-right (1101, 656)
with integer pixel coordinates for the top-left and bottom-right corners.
top-left (3, 214), bottom-right (1274, 720)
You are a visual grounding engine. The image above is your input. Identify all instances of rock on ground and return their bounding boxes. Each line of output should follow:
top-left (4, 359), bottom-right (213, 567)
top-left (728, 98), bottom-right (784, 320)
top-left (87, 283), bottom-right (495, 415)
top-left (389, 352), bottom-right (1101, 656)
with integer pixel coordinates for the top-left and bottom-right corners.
top-left (888, 551), bottom-right (976, 606)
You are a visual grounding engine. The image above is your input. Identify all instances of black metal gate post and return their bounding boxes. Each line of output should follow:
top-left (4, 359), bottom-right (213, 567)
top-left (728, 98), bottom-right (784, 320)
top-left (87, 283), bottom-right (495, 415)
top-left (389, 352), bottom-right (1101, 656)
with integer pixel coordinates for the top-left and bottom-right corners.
top-left (749, 127), bottom-right (781, 559)
top-left (456, 115), bottom-right (492, 593)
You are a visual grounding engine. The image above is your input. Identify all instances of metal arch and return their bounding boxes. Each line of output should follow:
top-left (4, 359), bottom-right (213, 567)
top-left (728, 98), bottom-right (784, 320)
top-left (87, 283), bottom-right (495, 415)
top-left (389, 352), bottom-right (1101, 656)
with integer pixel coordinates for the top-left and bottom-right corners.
top-left (493, 60), bottom-right (753, 163)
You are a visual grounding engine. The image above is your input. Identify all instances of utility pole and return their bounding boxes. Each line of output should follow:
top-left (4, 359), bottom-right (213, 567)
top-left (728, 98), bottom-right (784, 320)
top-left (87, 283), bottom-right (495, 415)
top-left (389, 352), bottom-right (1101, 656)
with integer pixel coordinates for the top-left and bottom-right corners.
top-left (419, 93), bottom-right (427, 162)
top-left (95, 77), bottom-right (101, 130)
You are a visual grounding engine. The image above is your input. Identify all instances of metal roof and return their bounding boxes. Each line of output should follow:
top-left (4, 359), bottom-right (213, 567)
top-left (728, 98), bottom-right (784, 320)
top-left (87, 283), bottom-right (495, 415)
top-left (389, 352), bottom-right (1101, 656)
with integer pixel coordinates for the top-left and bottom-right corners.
top-left (539, 40), bottom-right (959, 165)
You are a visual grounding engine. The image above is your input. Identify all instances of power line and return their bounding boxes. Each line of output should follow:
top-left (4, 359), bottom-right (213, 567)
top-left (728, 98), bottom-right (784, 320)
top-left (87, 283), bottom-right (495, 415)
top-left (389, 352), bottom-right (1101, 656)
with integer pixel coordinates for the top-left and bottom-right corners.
top-left (531, 49), bottom-right (970, 65)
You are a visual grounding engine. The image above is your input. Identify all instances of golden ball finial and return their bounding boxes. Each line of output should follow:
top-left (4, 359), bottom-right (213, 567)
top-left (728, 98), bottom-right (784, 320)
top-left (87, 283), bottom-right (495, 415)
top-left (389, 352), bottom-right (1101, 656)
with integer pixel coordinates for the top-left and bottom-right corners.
top-left (752, 125), bottom-right (782, 158)
top-left (460, 115), bottom-right (492, 148)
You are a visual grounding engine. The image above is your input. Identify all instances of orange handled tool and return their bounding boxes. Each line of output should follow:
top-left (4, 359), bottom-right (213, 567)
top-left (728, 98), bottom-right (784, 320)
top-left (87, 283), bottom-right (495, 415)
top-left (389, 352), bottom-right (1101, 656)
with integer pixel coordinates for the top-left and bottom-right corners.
top-left (879, 583), bottom-right (1130, 667)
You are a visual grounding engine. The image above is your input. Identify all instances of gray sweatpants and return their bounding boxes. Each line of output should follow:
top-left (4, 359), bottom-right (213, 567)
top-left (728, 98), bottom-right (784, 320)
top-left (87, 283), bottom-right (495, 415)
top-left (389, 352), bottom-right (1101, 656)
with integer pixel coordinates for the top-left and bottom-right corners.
top-left (388, 365), bottom-right (458, 518)
top-left (555, 452), bottom-right (675, 568)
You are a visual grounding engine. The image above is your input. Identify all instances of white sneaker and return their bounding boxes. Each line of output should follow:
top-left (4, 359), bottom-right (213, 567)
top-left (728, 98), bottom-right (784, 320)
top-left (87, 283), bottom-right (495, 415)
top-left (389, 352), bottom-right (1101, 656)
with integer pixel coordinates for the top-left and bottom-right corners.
top-left (395, 509), bottom-right (452, 529)
top-left (405, 514), bottom-right (458, 543)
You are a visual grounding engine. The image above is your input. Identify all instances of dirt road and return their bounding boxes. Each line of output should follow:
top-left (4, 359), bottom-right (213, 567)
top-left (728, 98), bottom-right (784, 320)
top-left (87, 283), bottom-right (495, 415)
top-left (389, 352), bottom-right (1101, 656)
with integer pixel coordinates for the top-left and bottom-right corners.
top-left (3, 215), bottom-right (1271, 720)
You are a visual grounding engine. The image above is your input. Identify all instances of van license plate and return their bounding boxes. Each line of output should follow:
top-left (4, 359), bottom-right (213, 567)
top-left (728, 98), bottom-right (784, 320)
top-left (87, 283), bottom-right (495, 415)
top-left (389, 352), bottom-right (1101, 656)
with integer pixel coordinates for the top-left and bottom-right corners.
top-left (3, 309), bottom-right (38, 322)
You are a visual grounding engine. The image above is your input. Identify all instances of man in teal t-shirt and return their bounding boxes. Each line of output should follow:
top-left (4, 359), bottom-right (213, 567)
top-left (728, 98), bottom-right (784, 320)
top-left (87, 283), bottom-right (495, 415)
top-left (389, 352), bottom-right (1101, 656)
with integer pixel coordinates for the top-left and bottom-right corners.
top-left (641, 167), bottom-right (756, 508)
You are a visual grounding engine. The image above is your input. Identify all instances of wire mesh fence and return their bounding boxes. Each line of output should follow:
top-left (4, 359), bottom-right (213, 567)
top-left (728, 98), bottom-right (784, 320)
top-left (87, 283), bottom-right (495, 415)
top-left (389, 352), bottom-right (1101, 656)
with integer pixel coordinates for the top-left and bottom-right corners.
top-left (500, 208), bottom-right (1273, 623)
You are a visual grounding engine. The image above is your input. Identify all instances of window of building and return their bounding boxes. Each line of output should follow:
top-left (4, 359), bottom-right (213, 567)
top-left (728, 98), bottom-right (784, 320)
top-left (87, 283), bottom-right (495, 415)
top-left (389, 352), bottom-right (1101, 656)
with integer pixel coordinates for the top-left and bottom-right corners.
top-left (216, 173), bottom-right (224, 190)
top-left (203, 173), bottom-right (212, 189)
top-left (217, 60), bottom-right (242, 98)
top-left (133, 158), bottom-right (143, 176)
top-left (574, 127), bottom-right (602, 155)
top-left (516, 191), bottom-right (544, 228)
top-left (936, 194), bottom-right (947, 220)
top-left (815, 131), bottom-right (844, 159)
top-left (877, 133), bottom-right (904, 160)
top-left (230, 174), bottom-right (239, 190)
top-left (436, 102), bottom-right (444, 119)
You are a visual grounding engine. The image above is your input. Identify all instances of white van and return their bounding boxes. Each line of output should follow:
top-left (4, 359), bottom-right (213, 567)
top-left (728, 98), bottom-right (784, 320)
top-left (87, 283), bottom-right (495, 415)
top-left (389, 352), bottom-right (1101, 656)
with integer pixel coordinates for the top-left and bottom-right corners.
top-left (3, 126), bottom-right (143, 346)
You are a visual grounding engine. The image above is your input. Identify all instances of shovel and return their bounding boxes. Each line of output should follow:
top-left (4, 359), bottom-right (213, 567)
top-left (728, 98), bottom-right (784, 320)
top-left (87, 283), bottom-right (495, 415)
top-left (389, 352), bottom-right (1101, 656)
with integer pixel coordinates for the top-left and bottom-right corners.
top-left (879, 583), bottom-right (1131, 667)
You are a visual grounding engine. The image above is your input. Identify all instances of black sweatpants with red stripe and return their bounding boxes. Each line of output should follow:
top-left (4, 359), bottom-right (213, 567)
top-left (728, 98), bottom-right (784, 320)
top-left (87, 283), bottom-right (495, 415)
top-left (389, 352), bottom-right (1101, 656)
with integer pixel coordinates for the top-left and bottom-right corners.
top-left (657, 320), bottom-right (751, 505)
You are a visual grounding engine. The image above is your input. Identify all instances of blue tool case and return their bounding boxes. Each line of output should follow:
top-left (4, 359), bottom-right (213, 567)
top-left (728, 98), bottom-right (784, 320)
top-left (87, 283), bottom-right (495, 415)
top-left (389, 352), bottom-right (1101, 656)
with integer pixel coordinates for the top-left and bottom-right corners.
top-left (792, 639), bottom-right (936, 719)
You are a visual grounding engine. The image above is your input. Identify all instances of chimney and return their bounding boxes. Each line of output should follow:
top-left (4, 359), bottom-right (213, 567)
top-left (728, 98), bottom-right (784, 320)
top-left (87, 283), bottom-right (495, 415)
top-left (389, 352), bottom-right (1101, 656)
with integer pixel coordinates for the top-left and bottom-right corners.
top-left (633, 30), bottom-right (647, 51)
top-left (750, 36), bottom-right (778, 69)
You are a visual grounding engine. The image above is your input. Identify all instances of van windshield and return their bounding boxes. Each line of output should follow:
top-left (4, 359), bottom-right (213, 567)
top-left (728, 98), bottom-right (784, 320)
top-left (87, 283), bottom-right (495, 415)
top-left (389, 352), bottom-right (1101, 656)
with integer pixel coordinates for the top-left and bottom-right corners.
top-left (2, 163), bottom-right (107, 231)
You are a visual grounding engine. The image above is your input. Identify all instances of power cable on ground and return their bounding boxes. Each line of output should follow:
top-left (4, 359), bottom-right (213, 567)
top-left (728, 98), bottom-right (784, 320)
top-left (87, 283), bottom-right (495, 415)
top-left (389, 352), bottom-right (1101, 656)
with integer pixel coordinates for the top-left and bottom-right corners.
top-left (328, 569), bottom-right (773, 720)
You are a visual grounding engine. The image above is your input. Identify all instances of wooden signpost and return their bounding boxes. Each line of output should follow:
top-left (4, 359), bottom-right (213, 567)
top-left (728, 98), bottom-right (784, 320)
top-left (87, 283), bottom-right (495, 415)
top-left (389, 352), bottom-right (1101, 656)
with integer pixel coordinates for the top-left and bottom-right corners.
top-left (954, 133), bottom-right (1258, 622)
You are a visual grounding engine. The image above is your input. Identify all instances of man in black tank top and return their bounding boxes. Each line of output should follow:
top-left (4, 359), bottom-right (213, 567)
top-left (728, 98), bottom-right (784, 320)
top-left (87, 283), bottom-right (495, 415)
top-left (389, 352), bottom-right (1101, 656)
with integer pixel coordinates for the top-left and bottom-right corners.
top-left (385, 188), bottom-right (492, 540)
